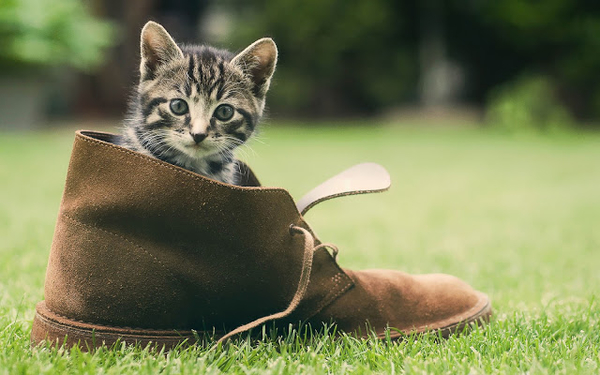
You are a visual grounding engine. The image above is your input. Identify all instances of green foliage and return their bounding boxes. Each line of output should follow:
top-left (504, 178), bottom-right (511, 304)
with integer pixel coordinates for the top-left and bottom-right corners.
top-left (0, 0), bottom-right (116, 72)
top-left (478, 0), bottom-right (573, 41)
top-left (485, 75), bottom-right (574, 134)
top-left (220, 0), bottom-right (600, 120)
top-left (221, 0), bottom-right (417, 116)
top-left (468, 0), bottom-right (600, 119)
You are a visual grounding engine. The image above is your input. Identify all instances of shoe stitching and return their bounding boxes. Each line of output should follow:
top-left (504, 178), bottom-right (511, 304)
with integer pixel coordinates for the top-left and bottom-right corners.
top-left (304, 246), bottom-right (347, 315)
top-left (308, 272), bottom-right (341, 315)
top-left (77, 133), bottom-right (293, 198)
top-left (309, 273), bottom-right (353, 318)
top-left (216, 225), bottom-right (317, 344)
top-left (39, 302), bottom-right (221, 334)
top-left (378, 295), bottom-right (491, 339)
top-left (292, 220), bottom-right (355, 321)
top-left (61, 212), bottom-right (184, 291)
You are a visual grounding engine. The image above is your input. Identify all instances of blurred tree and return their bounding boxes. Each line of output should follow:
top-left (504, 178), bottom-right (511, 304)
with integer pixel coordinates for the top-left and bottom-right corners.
top-left (73, 0), bottom-right (210, 117)
top-left (220, 0), bottom-right (419, 117)
top-left (0, 0), bottom-right (114, 71)
top-left (486, 75), bottom-right (575, 134)
top-left (0, 0), bottom-right (115, 128)
top-left (447, 0), bottom-right (600, 120)
top-left (219, 0), bottom-right (600, 122)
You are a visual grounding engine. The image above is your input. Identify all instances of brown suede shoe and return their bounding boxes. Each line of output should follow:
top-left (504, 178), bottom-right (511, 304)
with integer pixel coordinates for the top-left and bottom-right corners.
top-left (31, 131), bottom-right (491, 349)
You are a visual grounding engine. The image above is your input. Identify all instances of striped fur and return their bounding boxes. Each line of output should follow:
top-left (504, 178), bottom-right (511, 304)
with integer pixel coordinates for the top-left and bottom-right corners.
top-left (120, 21), bottom-right (277, 185)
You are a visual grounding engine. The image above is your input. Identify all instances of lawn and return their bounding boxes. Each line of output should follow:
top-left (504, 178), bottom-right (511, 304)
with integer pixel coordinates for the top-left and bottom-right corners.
top-left (1, 122), bottom-right (599, 374)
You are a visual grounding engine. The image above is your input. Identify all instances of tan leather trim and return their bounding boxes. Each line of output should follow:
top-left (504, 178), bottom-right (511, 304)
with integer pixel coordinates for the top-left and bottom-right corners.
top-left (296, 163), bottom-right (391, 215)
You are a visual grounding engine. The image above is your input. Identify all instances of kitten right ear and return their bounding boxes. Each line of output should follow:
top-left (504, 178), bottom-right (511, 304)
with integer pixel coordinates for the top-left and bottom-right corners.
top-left (139, 21), bottom-right (183, 81)
top-left (231, 38), bottom-right (278, 98)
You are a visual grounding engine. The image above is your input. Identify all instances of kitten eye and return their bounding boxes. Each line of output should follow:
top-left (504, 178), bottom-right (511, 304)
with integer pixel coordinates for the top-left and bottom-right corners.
top-left (213, 104), bottom-right (234, 121)
top-left (170, 99), bottom-right (188, 115)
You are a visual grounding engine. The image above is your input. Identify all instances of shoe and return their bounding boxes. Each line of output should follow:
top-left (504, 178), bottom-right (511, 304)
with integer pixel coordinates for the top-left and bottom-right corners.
top-left (31, 130), bottom-right (491, 349)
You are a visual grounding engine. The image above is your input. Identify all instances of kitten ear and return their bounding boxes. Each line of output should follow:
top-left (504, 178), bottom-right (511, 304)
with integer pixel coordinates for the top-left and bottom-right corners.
top-left (139, 21), bottom-right (184, 81)
top-left (231, 38), bottom-right (278, 97)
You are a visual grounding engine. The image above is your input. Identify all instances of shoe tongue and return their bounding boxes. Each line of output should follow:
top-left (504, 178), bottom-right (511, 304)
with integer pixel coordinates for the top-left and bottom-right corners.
top-left (296, 163), bottom-right (391, 215)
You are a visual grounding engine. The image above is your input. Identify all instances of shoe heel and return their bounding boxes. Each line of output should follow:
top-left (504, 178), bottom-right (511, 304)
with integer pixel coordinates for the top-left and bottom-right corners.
top-left (31, 301), bottom-right (197, 350)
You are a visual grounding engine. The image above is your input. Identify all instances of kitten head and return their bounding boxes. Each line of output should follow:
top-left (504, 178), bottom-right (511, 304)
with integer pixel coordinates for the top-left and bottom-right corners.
top-left (128, 21), bottom-right (277, 165)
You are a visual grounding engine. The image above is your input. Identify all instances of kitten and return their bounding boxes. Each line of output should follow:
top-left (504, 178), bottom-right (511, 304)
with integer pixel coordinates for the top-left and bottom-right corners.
top-left (120, 21), bottom-right (277, 185)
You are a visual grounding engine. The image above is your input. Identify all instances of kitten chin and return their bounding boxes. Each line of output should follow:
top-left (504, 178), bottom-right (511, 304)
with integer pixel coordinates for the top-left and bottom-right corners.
top-left (119, 21), bottom-right (277, 185)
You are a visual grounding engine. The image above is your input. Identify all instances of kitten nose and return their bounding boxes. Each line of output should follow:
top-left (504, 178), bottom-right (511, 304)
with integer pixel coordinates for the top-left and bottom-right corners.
top-left (190, 132), bottom-right (208, 144)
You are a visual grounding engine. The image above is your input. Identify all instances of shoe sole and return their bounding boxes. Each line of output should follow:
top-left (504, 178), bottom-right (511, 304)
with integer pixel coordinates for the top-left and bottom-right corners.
top-left (31, 298), bottom-right (492, 350)
top-left (388, 294), bottom-right (493, 340)
top-left (31, 301), bottom-right (199, 350)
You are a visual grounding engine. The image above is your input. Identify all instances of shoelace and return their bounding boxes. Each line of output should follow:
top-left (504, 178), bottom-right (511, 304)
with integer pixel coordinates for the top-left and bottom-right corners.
top-left (216, 225), bottom-right (338, 344)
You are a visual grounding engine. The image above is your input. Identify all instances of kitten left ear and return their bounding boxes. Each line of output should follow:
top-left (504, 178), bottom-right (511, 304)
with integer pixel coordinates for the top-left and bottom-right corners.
top-left (231, 38), bottom-right (278, 98)
top-left (139, 21), bottom-right (184, 81)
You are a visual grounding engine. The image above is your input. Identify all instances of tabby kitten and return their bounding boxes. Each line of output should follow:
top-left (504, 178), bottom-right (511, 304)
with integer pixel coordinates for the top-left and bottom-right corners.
top-left (120, 21), bottom-right (277, 185)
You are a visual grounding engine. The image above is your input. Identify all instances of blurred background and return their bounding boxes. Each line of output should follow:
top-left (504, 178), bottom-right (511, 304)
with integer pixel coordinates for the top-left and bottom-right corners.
top-left (1, 0), bottom-right (600, 131)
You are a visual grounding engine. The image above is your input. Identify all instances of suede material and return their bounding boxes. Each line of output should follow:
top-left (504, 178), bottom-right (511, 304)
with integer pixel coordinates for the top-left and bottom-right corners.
top-left (41, 130), bottom-right (490, 340)
top-left (310, 269), bottom-right (488, 337)
top-left (45, 131), bottom-right (352, 330)
top-left (296, 163), bottom-right (390, 215)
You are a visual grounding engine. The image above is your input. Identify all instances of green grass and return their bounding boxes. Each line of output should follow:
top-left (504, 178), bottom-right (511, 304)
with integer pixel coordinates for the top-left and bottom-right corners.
top-left (1, 122), bottom-right (599, 374)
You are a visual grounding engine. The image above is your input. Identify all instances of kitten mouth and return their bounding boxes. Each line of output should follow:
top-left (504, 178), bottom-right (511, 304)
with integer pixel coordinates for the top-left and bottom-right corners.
top-left (183, 142), bottom-right (216, 155)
